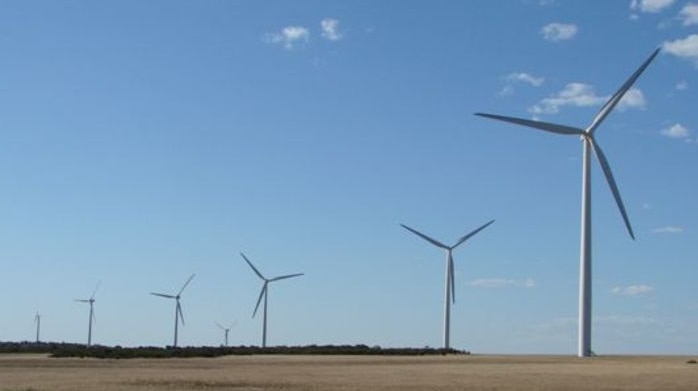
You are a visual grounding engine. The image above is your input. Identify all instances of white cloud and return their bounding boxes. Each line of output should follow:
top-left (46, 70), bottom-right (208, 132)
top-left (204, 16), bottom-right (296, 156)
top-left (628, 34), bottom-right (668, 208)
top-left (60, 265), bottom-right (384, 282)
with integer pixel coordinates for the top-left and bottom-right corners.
top-left (321, 18), bottom-right (343, 41)
top-left (611, 285), bottom-right (655, 296)
top-left (467, 278), bottom-right (536, 288)
top-left (676, 80), bottom-right (688, 90)
top-left (631, 0), bottom-right (676, 13)
top-left (663, 34), bottom-right (698, 65)
top-left (264, 26), bottom-right (310, 50)
top-left (541, 23), bottom-right (578, 42)
top-left (506, 72), bottom-right (545, 87)
top-left (529, 83), bottom-right (605, 114)
top-left (617, 88), bottom-right (647, 110)
top-left (660, 123), bottom-right (691, 139)
top-left (652, 225), bottom-right (684, 233)
top-left (500, 72), bottom-right (545, 95)
top-left (529, 83), bottom-right (647, 115)
top-left (679, 3), bottom-right (698, 25)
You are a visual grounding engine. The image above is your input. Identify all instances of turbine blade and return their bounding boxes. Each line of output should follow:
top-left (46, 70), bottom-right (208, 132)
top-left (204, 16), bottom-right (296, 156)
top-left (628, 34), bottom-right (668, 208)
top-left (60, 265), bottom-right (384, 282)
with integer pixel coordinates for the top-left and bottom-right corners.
top-left (91, 305), bottom-right (96, 324)
top-left (178, 274), bottom-right (195, 296)
top-left (177, 301), bottom-right (185, 326)
top-left (475, 113), bottom-right (585, 135)
top-left (150, 292), bottom-right (176, 299)
top-left (452, 219), bottom-right (495, 249)
top-left (270, 273), bottom-right (304, 282)
top-left (241, 253), bottom-right (266, 280)
top-left (90, 281), bottom-right (101, 300)
top-left (75, 299), bottom-right (89, 303)
top-left (449, 253), bottom-right (456, 304)
top-left (587, 48), bottom-right (660, 134)
top-left (400, 224), bottom-right (449, 249)
top-left (252, 284), bottom-right (267, 318)
top-left (590, 138), bottom-right (635, 240)
top-left (216, 322), bottom-right (225, 330)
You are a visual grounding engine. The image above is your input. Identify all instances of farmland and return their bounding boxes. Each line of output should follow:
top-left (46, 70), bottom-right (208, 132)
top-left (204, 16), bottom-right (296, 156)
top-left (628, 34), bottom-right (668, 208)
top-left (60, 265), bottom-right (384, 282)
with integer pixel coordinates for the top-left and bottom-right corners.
top-left (1, 353), bottom-right (697, 391)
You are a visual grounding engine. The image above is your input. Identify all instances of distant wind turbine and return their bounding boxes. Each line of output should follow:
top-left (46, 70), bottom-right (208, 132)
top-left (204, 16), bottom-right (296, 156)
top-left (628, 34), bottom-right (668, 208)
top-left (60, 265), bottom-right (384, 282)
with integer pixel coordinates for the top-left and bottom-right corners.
top-left (401, 220), bottom-right (495, 350)
top-left (150, 274), bottom-right (195, 348)
top-left (241, 252), bottom-right (303, 348)
top-left (216, 321), bottom-right (236, 347)
top-left (34, 312), bottom-right (41, 343)
top-left (75, 282), bottom-right (100, 346)
top-left (475, 48), bottom-right (660, 357)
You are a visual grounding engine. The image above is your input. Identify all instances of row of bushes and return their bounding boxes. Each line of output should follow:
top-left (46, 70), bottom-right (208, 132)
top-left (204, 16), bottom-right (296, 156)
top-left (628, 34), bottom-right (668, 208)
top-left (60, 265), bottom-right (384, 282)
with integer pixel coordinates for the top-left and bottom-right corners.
top-left (0, 341), bottom-right (468, 359)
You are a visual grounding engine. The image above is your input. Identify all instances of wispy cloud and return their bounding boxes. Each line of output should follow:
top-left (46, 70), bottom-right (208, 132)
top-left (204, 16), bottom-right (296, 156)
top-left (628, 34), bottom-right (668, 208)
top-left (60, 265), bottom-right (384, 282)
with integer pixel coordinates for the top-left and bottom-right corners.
top-left (611, 285), bottom-right (655, 296)
top-left (679, 3), bottom-right (698, 25)
top-left (653, 226), bottom-right (684, 233)
top-left (500, 72), bottom-right (545, 95)
top-left (663, 34), bottom-right (698, 66)
top-left (660, 123), bottom-right (691, 139)
top-left (506, 72), bottom-right (545, 87)
top-left (631, 0), bottom-right (676, 13)
top-left (676, 80), bottom-right (689, 90)
top-left (528, 83), bottom-right (646, 115)
top-left (467, 278), bottom-right (536, 288)
top-left (540, 23), bottom-right (578, 42)
top-left (321, 18), bottom-right (343, 41)
top-left (264, 26), bottom-right (310, 50)
top-left (595, 314), bottom-right (657, 325)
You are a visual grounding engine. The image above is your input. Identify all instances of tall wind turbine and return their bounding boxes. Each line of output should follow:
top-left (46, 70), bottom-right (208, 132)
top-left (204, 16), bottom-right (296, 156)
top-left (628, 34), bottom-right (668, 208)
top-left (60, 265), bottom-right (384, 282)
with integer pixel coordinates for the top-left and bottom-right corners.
top-left (216, 321), bottom-right (236, 347)
top-left (401, 220), bottom-right (495, 350)
top-left (475, 48), bottom-right (660, 357)
top-left (75, 282), bottom-right (100, 346)
top-left (241, 252), bottom-right (303, 348)
top-left (34, 312), bottom-right (41, 343)
top-left (150, 274), bottom-right (195, 348)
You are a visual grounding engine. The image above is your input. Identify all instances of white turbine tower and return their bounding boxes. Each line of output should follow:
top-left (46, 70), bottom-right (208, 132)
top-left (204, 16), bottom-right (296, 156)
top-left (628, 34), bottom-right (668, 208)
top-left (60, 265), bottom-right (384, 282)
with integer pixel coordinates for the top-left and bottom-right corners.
top-left (241, 252), bottom-right (303, 348)
top-left (400, 220), bottom-right (495, 350)
top-left (475, 48), bottom-right (660, 357)
top-left (216, 321), bottom-right (236, 347)
top-left (150, 274), bottom-right (195, 348)
top-left (75, 282), bottom-right (100, 346)
top-left (34, 312), bottom-right (41, 343)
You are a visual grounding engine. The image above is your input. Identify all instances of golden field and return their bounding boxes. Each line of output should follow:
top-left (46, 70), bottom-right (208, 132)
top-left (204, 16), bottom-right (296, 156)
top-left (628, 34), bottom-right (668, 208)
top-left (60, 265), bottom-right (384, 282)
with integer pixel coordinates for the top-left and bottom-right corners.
top-left (1, 353), bottom-right (697, 391)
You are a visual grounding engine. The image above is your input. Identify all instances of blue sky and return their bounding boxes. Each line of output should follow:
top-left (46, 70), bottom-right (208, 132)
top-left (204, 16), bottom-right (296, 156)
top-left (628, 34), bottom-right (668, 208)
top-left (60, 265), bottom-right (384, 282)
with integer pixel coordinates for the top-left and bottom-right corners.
top-left (0, 0), bottom-right (696, 355)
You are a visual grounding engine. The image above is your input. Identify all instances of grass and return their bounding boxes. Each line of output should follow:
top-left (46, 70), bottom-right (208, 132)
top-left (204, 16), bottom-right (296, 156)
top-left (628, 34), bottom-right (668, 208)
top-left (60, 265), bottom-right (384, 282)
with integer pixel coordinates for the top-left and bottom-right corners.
top-left (2, 354), bottom-right (698, 390)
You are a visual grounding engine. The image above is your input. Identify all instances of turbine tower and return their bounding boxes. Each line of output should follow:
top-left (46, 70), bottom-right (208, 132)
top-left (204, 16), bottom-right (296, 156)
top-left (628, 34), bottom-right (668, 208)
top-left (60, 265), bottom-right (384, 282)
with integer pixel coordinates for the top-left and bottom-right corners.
top-left (75, 282), bottom-right (100, 346)
top-left (216, 321), bottom-right (236, 347)
top-left (475, 48), bottom-right (660, 357)
top-left (401, 220), bottom-right (494, 350)
top-left (150, 274), bottom-right (195, 348)
top-left (34, 312), bottom-right (41, 343)
top-left (241, 252), bottom-right (303, 348)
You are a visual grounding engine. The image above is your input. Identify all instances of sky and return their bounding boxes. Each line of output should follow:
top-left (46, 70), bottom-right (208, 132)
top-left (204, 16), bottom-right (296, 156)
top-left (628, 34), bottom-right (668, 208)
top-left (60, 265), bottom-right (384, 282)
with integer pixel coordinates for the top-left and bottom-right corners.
top-left (0, 0), bottom-right (696, 355)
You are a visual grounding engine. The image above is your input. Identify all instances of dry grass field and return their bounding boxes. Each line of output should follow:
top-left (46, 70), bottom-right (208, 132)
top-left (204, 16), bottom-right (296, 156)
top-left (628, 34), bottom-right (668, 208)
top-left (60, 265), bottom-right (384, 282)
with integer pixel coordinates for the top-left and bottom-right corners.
top-left (1, 353), bottom-right (697, 391)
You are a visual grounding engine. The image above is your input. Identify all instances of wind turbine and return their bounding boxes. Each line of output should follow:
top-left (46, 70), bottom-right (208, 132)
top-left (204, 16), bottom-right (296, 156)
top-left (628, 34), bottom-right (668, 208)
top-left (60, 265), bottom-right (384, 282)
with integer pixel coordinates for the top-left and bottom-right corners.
top-left (475, 48), bottom-right (660, 357)
top-left (401, 220), bottom-right (495, 350)
top-left (150, 274), bottom-right (195, 348)
top-left (216, 321), bottom-right (236, 347)
top-left (75, 282), bottom-right (100, 346)
top-left (241, 252), bottom-right (303, 348)
top-left (34, 312), bottom-right (41, 343)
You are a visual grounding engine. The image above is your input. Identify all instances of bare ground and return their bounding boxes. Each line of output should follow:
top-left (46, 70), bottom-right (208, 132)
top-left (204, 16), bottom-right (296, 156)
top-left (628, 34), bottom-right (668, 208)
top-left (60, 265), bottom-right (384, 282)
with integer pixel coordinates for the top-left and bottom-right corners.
top-left (1, 354), bottom-right (697, 391)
